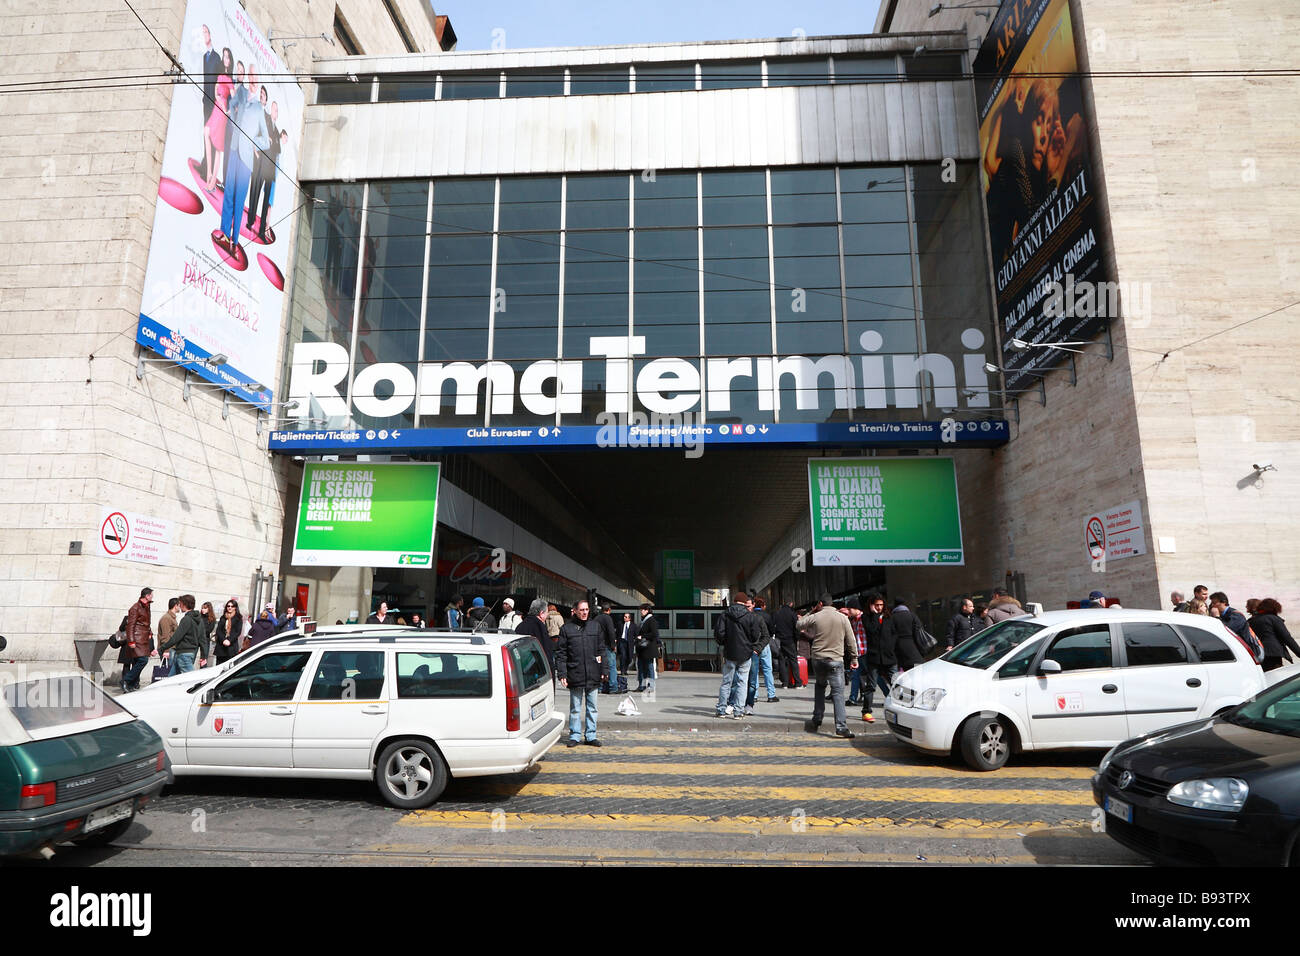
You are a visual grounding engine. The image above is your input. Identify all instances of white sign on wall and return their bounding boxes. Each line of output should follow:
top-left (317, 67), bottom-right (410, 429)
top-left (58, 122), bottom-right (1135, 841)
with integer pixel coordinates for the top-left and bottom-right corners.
top-left (1083, 499), bottom-right (1147, 563)
top-left (136, 0), bottom-right (304, 410)
top-left (97, 510), bottom-right (173, 565)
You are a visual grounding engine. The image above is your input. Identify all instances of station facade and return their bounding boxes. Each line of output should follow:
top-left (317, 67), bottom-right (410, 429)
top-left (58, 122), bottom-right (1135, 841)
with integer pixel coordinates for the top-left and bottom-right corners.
top-left (1, 0), bottom-right (1296, 661)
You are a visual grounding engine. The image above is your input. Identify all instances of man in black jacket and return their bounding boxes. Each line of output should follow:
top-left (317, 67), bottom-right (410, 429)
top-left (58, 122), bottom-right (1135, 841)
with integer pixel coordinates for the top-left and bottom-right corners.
top-left (861, 593), bottom-right (894, 722)
top-left (945, 598), bottom-right (978, 651)
top-left (889, 598), bottom-right (926, 671)
top-left (773, 599), bottom-right (801, 688)
top-left (595, 604), bottom-right (619, 693)
top-left (635, 604), bottom-right (660, 692)
top-left (556, 600), bottom-right (609, 747)
top-left (714, 592), bottom-right (761, 719)
top-left (158, 594), bottom-right (204, 675)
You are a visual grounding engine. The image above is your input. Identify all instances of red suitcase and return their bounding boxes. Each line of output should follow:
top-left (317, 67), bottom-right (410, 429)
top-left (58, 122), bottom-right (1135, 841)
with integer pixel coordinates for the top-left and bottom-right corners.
top-left (796, 656), bottom-right (808, 686)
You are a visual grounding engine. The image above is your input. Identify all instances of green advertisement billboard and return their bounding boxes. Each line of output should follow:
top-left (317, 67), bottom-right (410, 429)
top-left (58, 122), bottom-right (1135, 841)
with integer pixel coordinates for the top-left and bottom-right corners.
top-left (808, 457), bottom-right (963, 566)
top-left (658, 549), bottom-right (695, 606)
top-left (291, 462), bottom-right (441, 568)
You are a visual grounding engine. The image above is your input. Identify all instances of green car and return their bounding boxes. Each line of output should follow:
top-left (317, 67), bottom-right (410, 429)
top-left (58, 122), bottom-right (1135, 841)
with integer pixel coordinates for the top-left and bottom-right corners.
top-left (0, 671), bottom-right (169, 856)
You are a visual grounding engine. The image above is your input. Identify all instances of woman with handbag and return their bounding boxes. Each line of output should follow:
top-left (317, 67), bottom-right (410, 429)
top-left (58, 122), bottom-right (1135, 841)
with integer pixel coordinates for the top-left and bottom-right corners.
top-left (199, 601), bottom-right (218, 666)
top-left (213, 599), bottom-right (243, 664)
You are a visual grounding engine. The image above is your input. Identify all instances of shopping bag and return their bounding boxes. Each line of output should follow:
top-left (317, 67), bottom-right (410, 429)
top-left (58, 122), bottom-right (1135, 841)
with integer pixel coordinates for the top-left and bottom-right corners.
top-left (615, 694), bottom-right (641, 716)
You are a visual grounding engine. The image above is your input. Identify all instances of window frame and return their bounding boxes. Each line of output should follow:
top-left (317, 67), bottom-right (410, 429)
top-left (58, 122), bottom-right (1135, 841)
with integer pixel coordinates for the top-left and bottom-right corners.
top-left (213, 651), bottom-right (314, 704)
top-left (1035, 623), bottom-right (1116, 674)
top-left (1117, 621), bottom-right (1196, 669)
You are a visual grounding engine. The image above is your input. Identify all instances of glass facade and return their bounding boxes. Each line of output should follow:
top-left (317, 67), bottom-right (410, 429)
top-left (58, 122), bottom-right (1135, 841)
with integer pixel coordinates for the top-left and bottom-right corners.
top-left (284, 162), bottom-right (995, 428)
top-left (335, 53), bottom-right (914, 105)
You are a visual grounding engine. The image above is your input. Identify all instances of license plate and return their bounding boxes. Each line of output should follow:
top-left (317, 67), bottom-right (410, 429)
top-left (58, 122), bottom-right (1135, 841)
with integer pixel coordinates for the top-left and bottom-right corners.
top-left (1105, 796), bottom-right (1133, 823)
top-left (530, 700), bottom-right (547, 722)
top-left (84, 799), bottom-right (133, 833)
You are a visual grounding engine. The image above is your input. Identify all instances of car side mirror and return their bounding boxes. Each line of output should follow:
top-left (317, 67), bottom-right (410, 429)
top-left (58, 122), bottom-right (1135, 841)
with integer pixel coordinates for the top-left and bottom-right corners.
top-left (200, 688), bottom-right (215, 706)
top-left (1039, 659), bottom-right (1062, 675)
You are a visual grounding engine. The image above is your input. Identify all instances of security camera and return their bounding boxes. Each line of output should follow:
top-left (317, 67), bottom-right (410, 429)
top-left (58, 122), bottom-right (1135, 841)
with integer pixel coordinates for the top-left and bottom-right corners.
top-left (1252, 461), bottom-right (1275, 473)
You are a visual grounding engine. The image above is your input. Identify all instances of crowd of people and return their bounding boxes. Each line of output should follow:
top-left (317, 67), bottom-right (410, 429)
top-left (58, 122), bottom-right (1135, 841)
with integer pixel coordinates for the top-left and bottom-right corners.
top-left (113, 587), bottom-right (302, 692)
top-left (1168, 586), bottom-right (1298, 672)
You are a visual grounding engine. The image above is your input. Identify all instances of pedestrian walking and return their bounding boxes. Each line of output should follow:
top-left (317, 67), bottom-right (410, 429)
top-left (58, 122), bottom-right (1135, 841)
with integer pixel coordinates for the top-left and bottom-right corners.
top-left (888, 598), bottom-right (926, 672)
top-left (119, 587), bottom-right (154, 692)
top-left (743, 596), bottom-right (779, 713)
top-left (860, 593), bottom-right (894, 723)
top-left (1170, 590), bottom-right (1189, 612)
top-left (798, 593), bottom-right (857, 738)
top-left (556, 599), bottom-right (606, 747)
top-left (617, 612), bottom-right (636, 675)
top-left (985, 588), bottom-right (1025, 623)
top-left (635, 604), bottom-right (660, 693)
top-left (213, 599), bottom-right (243, 661)
top-left (1250, 599), bottom-right (1299, 672)
top-left (844, 598), bottom-right (867, 705)
top-left (945, 598), bottom-right (978, 650)
top-left (714, 592), bottom-right (761, 718)
top-left (278, 606), bottom-right (299, 633)
top-left (467, 596), bottom-right (497, 631)
top-left (158, 594), bottom-right (204, 675)
top-left (594, 604), bottom-right (619, 693)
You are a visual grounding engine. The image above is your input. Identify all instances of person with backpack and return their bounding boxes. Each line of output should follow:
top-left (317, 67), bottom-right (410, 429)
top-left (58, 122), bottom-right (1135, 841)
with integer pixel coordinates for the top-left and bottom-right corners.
top-left (715, 592), bottom-right (761, 719)
top-left (1249, 598), bottom-right (1299, 672)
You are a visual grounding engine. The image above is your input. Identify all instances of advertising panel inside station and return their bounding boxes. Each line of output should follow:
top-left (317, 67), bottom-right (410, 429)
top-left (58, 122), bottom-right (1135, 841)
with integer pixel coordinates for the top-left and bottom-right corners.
top-left (137, 0), bottom-right (304, 409)
top-left (808, 457), bottom-right (964, 566)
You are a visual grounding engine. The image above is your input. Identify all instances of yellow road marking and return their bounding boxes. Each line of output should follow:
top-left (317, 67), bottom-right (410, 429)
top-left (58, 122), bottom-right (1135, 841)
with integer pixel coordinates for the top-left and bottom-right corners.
top-left (358, 842), bottom-right (1042, 864)
top-left (533, 761), bottom-right (1094, 780)
top-left (447, 782), bottom-right (1093, 804)
top-left (397, 810), bottom-right (1094, 836)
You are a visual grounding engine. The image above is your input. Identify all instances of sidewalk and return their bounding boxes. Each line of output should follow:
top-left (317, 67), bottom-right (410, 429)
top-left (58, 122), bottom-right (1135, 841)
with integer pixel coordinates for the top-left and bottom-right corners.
top-left (585, 670), bottom-right (889, 735)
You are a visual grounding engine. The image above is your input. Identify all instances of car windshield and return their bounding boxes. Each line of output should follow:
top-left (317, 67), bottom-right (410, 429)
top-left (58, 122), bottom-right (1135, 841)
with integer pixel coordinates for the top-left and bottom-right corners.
top-left (943, 619), bottom-right (1045, 670)
top-left (1224, 676), bottom-right (1300, 738)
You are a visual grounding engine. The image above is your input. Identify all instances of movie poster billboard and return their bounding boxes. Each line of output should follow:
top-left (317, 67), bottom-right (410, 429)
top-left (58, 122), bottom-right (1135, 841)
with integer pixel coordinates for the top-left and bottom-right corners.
top-left (975, 0), bottom-right (1111, 390)
top-left (137, 0), bottom-right (303, 409)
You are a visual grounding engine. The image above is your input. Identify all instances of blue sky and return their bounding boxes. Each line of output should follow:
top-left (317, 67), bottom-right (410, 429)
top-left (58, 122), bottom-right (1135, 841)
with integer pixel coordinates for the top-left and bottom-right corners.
top-left (444, 0), bottom-right (883, 52)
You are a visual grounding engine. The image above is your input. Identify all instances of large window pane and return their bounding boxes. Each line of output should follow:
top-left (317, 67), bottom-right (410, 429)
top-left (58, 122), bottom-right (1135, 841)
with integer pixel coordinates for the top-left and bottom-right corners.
top-left (316, 78), bottom-right (371, 105)
top-left (354, 180), bottom-right (428, 430)
top-left (506, 69), bottom-right (565, 97)
top-left (495, 232), bottom-right (560, 362)
top-left (766, 58), bottom-right (829, 87)
top-left (701, 171), bottom-right (766, 227)
top-left (567, 174), bottom-right (629, 231)
top-left (499, 176), bottom-right (561, 232)
top-left (634, 63), bottom-right (695, 92)
top-left (833, 56), bottom-right (899, 83)
top-left (569, 67), bottom-right (629, 95)
top-left (377, 72), bottom-right (437, 102)
top-left (773, 224), bottom-right (843, 359)
top-left (701, 60), bottom-right (761, 90)
top-left (634, 228), bottom-right (697, 358)
top-left (905, 53), bottom-right (964, 80)
top-left (440, 72), bottom-right (500, 99)
top-left (703, 226), bottom-right (771, 423)
top-left (565, 230), bottom-right (628, 366)
top-left (771, 168), bottom-right (837, 224)
top-left (839, 167), bottom-right (908, 222)
top-left (635, 172), bottom-right (696, 228)
top-left (431, 178), bottom-right (495, 235)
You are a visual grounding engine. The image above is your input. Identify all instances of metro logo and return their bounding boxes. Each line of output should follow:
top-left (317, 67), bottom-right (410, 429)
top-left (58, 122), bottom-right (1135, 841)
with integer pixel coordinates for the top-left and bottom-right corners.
top-left (286, 330), bottom-right (997, 424)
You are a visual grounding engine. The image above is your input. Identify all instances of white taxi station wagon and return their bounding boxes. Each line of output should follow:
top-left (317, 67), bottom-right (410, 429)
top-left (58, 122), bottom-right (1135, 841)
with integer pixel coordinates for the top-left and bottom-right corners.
top-left (122, 624), bottom-right (563, 808)
top-left (885, 609), bottom-right (1266, 771)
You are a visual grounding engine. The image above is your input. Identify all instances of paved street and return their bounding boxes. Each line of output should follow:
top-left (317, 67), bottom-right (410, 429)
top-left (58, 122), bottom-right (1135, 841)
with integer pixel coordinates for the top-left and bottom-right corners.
top-left (12, 720), bottom-right (1144, 866)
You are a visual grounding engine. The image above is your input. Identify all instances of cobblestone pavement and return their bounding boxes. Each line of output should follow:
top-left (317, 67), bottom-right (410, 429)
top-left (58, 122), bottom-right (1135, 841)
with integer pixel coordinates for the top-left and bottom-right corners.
top-left (13, 729), bottom-right (1145, 866)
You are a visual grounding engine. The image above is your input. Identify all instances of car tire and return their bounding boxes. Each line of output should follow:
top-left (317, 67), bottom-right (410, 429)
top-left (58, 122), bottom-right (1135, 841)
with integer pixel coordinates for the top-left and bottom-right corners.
top-left (959, 714), bottom-right (1011, 771)
top-left (72, 813), bottom-right (134, 847)
top-left (375, 739), bottom-right (448, 809)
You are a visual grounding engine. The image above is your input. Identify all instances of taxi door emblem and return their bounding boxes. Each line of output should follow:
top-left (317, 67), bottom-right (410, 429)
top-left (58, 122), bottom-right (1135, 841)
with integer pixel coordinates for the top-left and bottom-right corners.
top-left (214, 717), bottom-right (224, 733)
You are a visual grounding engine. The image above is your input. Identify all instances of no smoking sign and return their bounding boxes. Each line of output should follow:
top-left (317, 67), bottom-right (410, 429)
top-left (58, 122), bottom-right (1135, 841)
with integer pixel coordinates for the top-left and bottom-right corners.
top-left (101, 512), bottom-right (129, 555)
top-left (1085, 515), bottom-right (1106, 559)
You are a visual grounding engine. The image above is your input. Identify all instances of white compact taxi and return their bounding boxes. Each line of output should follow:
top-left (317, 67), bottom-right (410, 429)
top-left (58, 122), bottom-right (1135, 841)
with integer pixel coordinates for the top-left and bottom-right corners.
top-left (884, 609), bottom-right (1266, 770)
top-left (122, 625), bottom-right (563, 807)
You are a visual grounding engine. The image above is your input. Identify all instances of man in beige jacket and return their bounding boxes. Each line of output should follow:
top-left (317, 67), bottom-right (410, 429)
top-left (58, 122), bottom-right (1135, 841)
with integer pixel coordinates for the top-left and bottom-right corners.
top-left (797, 593), bottom-right (858, 738)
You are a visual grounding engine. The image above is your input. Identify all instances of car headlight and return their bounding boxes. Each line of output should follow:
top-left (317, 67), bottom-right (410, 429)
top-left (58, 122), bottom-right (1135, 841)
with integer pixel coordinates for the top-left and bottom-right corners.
top-left (1098, 744), bottom-right (1120, 774)
top-left (915, 688), bottom-right (946, 711)
top-left (1166, 778), bottom-right (1249, 812)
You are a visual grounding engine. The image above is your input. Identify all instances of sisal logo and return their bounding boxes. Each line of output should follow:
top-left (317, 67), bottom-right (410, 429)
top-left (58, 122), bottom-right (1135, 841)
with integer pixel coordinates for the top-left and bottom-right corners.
top-left (50, 886), bottom-right (151, 936)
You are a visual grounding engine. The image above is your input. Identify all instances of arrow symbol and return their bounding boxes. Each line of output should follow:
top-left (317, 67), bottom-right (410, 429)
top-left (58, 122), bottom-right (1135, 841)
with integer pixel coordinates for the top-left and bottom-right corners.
top-left (759, 425), bottom-right (769, 434)
top-left (391, 430), bottom-right (401, 439)
top-left (553, 428), bottom-right (562, 436)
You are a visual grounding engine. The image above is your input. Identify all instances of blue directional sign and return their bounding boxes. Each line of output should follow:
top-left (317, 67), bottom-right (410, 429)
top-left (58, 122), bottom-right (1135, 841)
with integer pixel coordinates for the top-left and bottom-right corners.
top-left (267, 419), bottom-right (1009, 454)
